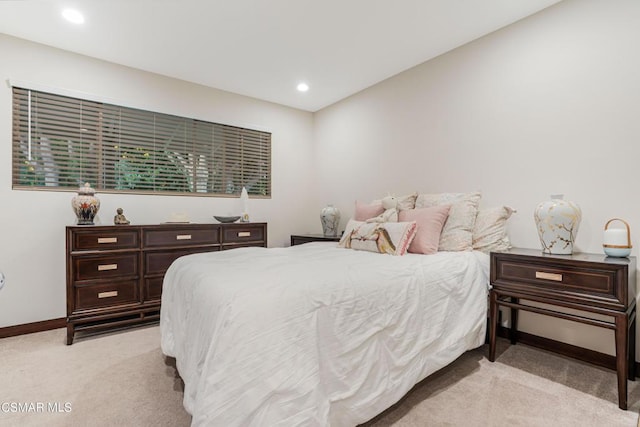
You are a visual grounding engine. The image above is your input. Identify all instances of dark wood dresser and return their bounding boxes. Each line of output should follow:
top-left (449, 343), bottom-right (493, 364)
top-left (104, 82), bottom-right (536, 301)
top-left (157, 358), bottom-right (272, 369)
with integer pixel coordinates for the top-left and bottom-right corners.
top-left (488, 248), bottom-right (636, 409)
top-left (66, 222), bottom-right (267, 344)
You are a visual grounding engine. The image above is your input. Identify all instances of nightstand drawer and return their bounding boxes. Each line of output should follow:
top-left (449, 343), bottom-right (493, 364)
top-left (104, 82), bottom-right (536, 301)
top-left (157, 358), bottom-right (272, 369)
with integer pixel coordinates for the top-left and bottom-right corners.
top-left (496, 260), bottom-right (615, 295)
top-left (71, 229), bottom-right (139, 251)
top-left (491, 249), bottom-right (635, 310)
top-left (143, 227), bottom-right (220, 248)
top-left (74, 280), bottom-right (138, 310)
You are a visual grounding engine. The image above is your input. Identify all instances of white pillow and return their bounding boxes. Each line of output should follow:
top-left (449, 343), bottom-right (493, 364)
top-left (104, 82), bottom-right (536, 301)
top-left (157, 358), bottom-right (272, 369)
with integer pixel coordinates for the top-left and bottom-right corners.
top-left (472, 206), bottom-right (515, 252)
top-left (372, 192), bottom-right (418, 211)
top-left (338, 219), bottom-right (417, 256)
top-left (415, 191), bottom-right (481, 251)
top-left (396, 192), bottom-right (418, 211)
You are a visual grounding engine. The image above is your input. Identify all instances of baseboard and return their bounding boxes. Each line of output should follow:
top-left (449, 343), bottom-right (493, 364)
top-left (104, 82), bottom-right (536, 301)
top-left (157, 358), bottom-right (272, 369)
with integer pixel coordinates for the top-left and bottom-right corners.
top-left (0, 318), bottom-right (66, 339)
top-left (2, 319), bottom-right (639, 375)
top-left (497, 325), bottom-right (640, 375)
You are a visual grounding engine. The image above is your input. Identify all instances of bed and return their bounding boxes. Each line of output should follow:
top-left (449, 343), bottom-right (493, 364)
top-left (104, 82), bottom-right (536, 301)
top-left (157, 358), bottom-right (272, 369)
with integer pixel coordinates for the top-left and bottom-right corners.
top-left (160, 241), bottom-right (490, 426)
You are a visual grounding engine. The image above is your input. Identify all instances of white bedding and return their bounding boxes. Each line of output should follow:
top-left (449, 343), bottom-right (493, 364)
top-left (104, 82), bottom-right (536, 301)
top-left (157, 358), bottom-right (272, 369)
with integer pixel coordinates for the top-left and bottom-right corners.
top-left (160, 242), bottom-right (490, 426)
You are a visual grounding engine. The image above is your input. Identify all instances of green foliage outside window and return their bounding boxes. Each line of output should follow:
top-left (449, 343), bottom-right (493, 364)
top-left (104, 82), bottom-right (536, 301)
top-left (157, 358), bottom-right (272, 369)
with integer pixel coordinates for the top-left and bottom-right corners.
top-left (12, 87), bottom-right (271, 197)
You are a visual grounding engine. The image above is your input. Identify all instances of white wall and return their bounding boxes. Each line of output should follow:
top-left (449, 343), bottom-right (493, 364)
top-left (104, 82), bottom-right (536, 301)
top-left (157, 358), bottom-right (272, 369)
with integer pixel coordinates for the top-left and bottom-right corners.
top-left (314, 0), bottom-right (640, 356)
top-left (3, 0), bottom-right (640, 357)
top-left (0, 34), bottom-right (318, 327)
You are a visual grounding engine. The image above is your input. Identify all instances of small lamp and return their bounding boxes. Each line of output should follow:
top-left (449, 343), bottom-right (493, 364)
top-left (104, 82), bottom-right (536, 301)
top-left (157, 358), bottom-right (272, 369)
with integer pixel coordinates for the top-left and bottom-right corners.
top-left (603, 218), bottom-right (632, 257)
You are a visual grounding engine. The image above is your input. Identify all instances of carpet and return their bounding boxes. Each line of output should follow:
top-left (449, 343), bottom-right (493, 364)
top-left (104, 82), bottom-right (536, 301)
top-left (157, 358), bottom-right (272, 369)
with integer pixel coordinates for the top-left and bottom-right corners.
top-left (0, 325), bottom-right (637, 426)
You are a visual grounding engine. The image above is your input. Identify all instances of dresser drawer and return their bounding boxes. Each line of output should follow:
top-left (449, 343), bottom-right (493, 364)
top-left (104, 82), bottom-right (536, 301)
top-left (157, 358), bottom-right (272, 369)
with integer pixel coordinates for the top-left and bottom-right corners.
top-left (74, 280), bottom-right (138, 310)
top-left (144, 247), bottom-right (219, 275)
top-left (144, 277), bottom-right (163, 301)
top-left (143, 227), bottom-right (219, 248)
top-left (71, 229), bottom-right (139, 251)
top-left (73, 253), bottom-right (138, 281)
top-left (221, 224), bottom-right (265, 244)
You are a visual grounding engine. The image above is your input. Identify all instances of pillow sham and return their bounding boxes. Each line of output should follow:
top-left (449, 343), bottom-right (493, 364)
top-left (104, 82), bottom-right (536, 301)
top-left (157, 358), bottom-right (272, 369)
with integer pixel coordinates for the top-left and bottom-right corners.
top-left (415, 191), bottom-right (481, 251)
top-left (472, 206), bottom-right (515, 252)
top-left (354, 200), bottom-right (385, 221)
top-left (338, 219), bottom-right (417, 256)
top-left (398, 205), bottom-right (451, 255)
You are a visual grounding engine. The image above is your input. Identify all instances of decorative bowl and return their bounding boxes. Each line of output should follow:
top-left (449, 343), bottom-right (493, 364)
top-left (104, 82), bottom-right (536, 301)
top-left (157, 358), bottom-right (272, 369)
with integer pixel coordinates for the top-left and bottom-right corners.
top-left (214, 215), bottom-right (241, 223)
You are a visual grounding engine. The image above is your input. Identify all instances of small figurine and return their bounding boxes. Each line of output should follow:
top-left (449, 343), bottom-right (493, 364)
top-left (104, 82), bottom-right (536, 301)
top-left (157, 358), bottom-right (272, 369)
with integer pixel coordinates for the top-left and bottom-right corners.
top-left (114, 208), bottom-right (130, 225)
top-left (366, 195), bottom-right (398, 223)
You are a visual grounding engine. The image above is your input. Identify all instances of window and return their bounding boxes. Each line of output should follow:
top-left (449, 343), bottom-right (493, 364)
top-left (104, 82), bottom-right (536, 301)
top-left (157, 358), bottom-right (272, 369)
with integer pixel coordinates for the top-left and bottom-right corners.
top-left (11, 87), bottom-right (271, 197)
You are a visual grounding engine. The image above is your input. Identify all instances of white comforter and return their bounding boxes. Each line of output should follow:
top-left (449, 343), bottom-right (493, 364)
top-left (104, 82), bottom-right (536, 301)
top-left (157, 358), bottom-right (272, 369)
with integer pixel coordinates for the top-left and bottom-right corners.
top-left (160, 242), bottom-right (489, 427)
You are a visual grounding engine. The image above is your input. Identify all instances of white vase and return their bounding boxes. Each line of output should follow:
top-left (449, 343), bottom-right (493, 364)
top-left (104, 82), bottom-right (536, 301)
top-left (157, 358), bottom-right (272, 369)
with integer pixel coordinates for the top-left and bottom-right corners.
top-left (71, 183), bottom-right (100, 225)
top-left (240, 186), bottom-right (250, 222)
top-left (534, 194), bottom-right (581, 254)
top-left (320, 204), bottom-right (341, 237)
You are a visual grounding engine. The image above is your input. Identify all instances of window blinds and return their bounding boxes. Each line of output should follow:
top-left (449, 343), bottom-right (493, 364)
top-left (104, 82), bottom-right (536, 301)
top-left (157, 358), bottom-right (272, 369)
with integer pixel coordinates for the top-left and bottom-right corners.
top-left (11, 87), bottom-right (271, 197)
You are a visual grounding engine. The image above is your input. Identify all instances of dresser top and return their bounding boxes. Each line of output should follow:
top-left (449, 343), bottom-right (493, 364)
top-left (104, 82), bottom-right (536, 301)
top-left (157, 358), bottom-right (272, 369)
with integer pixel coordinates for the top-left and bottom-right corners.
top-left (492, 247), bottom-right (636, 267)
top-left (67, 222), bottom-right (266, 229)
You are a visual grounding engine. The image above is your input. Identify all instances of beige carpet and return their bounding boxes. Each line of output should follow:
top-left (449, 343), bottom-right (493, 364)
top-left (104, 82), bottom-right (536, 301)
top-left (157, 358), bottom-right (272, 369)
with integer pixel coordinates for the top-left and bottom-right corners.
top-left (0, 325), bottom-right (638, 427)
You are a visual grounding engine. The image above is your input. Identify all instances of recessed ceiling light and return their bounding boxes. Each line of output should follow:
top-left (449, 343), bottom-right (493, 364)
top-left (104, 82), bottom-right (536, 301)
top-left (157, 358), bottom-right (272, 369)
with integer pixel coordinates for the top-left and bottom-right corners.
top-left (297, 83), bottom-right (309, 92)
top-left (62, 8), bottom-right (85, 24)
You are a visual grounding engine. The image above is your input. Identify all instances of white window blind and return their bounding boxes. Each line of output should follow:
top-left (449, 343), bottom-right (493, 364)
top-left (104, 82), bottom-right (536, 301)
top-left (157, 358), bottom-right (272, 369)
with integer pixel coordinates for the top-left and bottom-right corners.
top-left (11, 87), bottom-right (271, 197)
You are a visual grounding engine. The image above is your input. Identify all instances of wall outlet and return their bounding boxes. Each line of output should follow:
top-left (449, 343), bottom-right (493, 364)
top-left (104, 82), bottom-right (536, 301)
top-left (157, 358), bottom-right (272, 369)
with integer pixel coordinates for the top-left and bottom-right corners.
top-left (0, 271), bottom-right (5, 290)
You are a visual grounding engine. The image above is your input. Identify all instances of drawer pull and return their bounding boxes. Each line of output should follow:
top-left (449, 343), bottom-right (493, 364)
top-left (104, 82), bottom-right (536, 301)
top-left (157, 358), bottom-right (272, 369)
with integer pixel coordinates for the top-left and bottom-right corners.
top-left (98, 291), bottom-right (118, 299)
top-left (98, 237), bottom-right (118, 244)
top-left (536, 271), bottom-right (563, 282)
top-left (98, 264), bottom-right (118, 271)
top-left (238, 231), bottom-right (251, 237)
top-left (176, 234), bottom-right (192, 240)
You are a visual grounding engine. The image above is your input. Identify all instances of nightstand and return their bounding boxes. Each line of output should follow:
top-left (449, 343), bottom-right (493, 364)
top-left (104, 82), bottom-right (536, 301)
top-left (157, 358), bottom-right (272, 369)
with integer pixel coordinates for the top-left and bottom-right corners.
top-left (290, 234), bottom-right (341, 246)
top-left (488, 248), bottom-right (636, 409)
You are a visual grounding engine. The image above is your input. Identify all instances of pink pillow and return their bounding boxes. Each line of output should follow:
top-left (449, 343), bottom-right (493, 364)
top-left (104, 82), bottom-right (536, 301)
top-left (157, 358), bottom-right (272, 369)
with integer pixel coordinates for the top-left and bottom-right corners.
top-left (354, 200), bottom-right (384, 221)
top-left (398, 205), bottom-right (451, 254)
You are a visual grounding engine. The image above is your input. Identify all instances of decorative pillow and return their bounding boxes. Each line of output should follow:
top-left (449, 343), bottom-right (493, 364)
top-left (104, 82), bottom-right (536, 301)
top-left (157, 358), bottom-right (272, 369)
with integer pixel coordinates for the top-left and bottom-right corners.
top-left (372, 192), bottom-right (418, 211)
top-left (354, 200), bottom-right (385, 221)
top-left (415, 191), bottom-right (481, 251)
top-left (473, 206), bottom-right (515, 252)
top-left (396, 192), bottom-right (418, 211)
top-left (398, 205), bottom-right (451, 255)
top-left (338, 219), bottom-right (417, 256)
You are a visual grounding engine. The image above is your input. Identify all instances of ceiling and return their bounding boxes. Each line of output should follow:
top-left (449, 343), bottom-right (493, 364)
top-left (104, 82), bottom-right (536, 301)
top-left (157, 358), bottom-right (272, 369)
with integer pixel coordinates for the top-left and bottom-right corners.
top-left (0, 0), bottom-right (562, 112)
